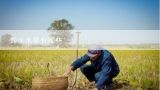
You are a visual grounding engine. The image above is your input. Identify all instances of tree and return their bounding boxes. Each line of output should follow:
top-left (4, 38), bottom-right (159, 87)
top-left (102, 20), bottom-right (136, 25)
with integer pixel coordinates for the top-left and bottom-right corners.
top-left (48, 19), bottom-right (74, 48)
top-left (0, 34), bottom-right (12, 46)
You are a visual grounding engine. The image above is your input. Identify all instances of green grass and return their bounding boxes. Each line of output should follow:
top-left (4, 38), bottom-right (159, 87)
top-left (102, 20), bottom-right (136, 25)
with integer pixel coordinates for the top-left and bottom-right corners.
top-left (0, 50), bottom-right (159, 90)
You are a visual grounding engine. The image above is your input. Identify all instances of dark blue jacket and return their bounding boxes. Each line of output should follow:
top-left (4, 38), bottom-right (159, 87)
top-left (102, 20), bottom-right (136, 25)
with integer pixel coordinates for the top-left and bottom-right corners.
top-left (71, 49), bottom-right (120, 89)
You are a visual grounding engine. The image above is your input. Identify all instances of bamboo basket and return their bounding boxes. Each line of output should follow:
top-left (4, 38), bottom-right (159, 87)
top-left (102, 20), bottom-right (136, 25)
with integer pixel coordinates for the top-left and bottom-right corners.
top-left (31, 76), bottom-right (68, 90)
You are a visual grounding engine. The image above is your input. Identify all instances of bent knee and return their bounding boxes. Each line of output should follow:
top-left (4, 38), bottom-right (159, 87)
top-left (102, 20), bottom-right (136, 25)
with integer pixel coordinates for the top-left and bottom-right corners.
top-left (80, 65), bottom-right (88, 72)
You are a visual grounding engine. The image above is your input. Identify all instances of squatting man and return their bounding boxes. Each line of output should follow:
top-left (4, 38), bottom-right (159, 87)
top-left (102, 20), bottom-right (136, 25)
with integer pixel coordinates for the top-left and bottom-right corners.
top-left (64, 45), bottom-right (120, 90)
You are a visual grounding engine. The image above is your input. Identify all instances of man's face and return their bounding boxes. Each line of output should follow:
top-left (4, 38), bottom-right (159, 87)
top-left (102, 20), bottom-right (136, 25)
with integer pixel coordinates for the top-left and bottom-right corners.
top-left (90, 54), bottom-right (100, 61)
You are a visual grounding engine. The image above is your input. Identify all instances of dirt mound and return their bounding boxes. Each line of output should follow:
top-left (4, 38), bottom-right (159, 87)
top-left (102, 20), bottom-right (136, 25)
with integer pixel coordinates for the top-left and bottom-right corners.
top-left (108, 79), bottom-right (135, 90)
top-left (86, 79), bottom-right (135, 90)
top-left (31, 76), bottom-right (68, 90)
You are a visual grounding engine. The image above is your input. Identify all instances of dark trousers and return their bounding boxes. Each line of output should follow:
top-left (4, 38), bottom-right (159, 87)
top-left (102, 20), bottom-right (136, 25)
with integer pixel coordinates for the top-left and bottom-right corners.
top-left (80, 65), bottom-right (117, 85)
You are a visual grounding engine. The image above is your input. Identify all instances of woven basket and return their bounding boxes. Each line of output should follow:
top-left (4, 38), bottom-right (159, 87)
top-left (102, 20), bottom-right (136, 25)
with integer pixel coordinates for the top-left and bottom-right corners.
top-left (31, 76), bottom-right (68, 90)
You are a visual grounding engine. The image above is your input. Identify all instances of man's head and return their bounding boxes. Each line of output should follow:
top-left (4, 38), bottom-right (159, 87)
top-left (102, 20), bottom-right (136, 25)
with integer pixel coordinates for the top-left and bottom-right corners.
top-left (87, 45), bottom-right (102, 61)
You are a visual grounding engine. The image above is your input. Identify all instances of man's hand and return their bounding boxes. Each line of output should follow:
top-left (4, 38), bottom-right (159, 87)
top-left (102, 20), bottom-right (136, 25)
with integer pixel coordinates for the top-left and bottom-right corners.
top-left (63, 65), bottom-right (73, 76)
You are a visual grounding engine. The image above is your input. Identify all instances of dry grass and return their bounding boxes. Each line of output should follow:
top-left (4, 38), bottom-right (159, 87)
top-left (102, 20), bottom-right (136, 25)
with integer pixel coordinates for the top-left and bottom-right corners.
top-left (0, 50), bottom-right (159, 90)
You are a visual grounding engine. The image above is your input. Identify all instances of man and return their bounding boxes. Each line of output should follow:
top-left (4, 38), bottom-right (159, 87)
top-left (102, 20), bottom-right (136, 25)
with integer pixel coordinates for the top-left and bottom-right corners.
top-left (64, 45), bottom-right (120, 90)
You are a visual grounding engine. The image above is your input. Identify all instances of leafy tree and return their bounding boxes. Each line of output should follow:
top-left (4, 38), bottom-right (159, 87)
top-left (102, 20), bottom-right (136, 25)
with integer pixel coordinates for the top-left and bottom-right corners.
top-left (48, 19), bottom-right (73, 47)
top-left (0, 34), bottom-right (12, 46)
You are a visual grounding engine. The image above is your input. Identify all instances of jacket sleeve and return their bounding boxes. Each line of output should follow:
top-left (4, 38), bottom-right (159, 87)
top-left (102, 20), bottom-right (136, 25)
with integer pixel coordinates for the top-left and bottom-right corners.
top-left (71, 54), bottom-right (90, 71)
top-left (96, 60), bottom-right (112, 89)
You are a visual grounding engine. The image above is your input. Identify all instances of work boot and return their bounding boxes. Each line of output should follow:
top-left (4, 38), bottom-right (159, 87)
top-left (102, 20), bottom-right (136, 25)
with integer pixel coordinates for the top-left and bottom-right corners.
top-left (104, 85), bottom-right (112, 90)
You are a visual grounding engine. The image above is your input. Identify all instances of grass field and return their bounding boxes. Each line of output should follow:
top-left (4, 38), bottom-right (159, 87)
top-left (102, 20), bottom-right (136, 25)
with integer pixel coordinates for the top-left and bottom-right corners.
top-left (0, 50), bottom-right (159, 90)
